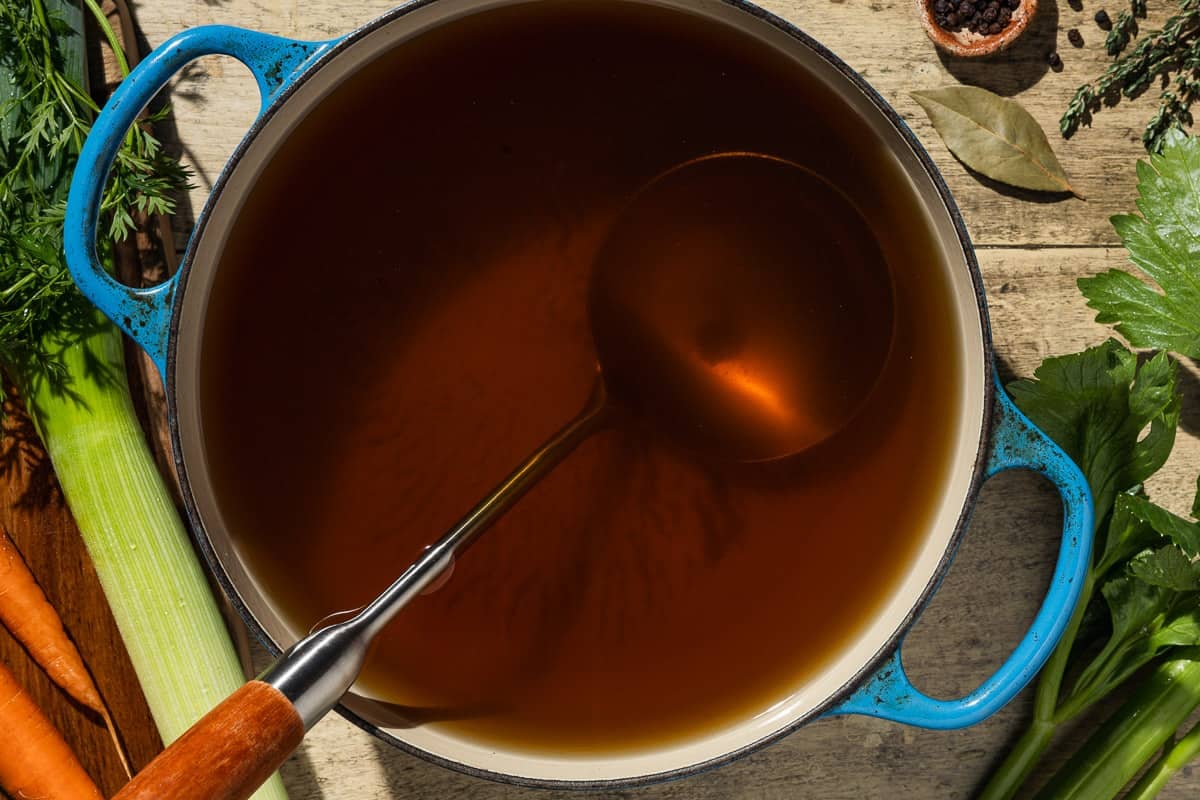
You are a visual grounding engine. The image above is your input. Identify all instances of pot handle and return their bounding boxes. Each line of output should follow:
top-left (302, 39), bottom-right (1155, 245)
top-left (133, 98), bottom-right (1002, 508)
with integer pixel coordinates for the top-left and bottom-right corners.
top-left (64, 26), bottom-right (336, 375)
top-left (828, 374), bottom-right (1094, 729)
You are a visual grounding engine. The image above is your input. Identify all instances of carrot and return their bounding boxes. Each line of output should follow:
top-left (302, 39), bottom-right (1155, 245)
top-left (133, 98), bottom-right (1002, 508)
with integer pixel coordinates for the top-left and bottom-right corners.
top-left (0, 528), bottom-right (102, 713)
top-left (0, 658), bottom-right (103, 800)
top-left (0, 527), bottom-right (130, 777)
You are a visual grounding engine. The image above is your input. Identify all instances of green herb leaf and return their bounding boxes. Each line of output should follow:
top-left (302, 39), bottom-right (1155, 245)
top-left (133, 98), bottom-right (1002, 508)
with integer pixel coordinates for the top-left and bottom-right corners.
top-left (1064, 494), bottom-right (1166, 707)
top-left (1131, 544), bottom-right (1200, 590)
top-left (1067, 572), bottom-right (1173, 706)
top-left (1099, 493), bottom-right (1162, 574)
top-left (1151, 607), bottom-right (1200, 648)
top-left (911, 86), bottom-right (1079, 196)
top-left (1064, 498), bottom-right (1200, 716)
top-left (1062, 0), bottom-right (1200, 152)
top-left (1007, 341), bottom-right (1180, 522)
top-left (980, 113), bottom-right (1200, 800)
top-left (1079, 131), bottom-right (1200, 356)
top-left (1104, 572), bottom-right (1171, 648)
top-left (1124, 496), bottom-right (1200, 556)
top-left (1067, 496), bottom-right (1200, 712)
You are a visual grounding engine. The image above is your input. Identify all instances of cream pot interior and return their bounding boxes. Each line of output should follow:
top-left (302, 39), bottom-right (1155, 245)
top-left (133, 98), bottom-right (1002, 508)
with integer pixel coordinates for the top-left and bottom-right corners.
top-left (167, 0), bottom-right (988, 785)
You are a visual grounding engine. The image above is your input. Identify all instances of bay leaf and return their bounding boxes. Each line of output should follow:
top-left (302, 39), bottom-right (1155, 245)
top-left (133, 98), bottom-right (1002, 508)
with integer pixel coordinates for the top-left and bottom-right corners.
top-left (911, 86), bottom-right (1081, 197)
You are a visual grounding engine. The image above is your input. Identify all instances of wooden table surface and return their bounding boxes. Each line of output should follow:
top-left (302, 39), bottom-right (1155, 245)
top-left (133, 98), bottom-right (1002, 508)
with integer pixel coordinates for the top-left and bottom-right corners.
top-left (41, 0), bottom-right (1200, 797)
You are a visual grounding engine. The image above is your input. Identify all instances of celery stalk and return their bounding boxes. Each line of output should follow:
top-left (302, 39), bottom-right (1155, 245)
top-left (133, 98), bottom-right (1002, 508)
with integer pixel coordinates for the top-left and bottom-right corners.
top-left (1126, 717), bottom-right (1200, 800)
top-left (1034, 653), bottom-right (1200, 800)
top-left (978, 518), bottom-right (1102, 800)
top-left (977, 718), bottom-right (1058, 800)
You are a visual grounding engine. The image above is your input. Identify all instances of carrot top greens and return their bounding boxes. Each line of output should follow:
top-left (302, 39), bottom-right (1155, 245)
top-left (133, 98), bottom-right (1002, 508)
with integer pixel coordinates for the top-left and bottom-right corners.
top-left (0, 0), bottom-right (186, 375)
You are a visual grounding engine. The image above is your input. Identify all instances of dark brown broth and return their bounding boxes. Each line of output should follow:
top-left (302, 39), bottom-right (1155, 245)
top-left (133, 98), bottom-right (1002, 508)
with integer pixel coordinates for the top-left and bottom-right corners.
top-left (200, 0), bottom-right (963, 755)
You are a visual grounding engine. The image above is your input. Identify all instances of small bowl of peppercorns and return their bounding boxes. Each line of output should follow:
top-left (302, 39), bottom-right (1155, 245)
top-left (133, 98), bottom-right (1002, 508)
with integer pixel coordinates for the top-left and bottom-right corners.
top-left (918, 0), bottom-right (1036, 56)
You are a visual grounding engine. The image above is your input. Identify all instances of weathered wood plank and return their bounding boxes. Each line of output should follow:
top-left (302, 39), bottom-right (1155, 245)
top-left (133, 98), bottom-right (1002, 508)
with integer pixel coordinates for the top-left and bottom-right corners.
top-left (115, 1), bottom-right (1200, 797)
top-left (137, 0), bottom-right (1161, 247)
top-left (983, 245), bottom-right (1200, 517)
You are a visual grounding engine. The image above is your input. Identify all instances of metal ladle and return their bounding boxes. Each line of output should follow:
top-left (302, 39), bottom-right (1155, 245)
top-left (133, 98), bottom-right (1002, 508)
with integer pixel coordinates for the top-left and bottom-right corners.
top-left (113, 153), bottom-right (895, 800)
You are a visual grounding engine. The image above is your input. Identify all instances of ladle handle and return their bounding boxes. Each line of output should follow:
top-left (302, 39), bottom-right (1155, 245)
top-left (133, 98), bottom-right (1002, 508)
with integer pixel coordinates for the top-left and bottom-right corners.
top-left (111, 681), bottom-right (303, 800)
top-left (113, 378), bottom-right (609, 798)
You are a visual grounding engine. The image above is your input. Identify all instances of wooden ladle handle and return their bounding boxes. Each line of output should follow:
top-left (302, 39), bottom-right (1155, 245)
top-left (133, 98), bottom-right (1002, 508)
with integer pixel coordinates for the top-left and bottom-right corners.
top-left (113, 681), bottom-right (303, 800)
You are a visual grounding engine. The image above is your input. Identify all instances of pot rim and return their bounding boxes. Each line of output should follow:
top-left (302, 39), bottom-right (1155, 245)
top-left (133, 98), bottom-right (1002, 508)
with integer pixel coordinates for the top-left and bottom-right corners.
top-left (163, 0), bottom-right (995, 788)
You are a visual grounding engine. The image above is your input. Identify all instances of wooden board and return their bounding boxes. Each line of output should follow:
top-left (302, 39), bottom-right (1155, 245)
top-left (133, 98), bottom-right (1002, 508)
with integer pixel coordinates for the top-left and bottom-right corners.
top-left (148, 0), bottom-right (1173, 249)
top-left (0, 395), bottom-right (163, 798)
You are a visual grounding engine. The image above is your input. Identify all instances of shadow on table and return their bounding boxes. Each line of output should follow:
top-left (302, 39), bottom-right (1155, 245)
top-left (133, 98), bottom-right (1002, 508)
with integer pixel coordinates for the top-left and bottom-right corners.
top-left (937, 0), bottom-right (1061, 95)
top-left (965, 163), bottom-right (1078, 202)
top-left (367, 737), bottom-right (506, 799)
top-left (1176, 361), bottom-right (1200, 437)
top-left (283, 743), bottom-right (328, 800)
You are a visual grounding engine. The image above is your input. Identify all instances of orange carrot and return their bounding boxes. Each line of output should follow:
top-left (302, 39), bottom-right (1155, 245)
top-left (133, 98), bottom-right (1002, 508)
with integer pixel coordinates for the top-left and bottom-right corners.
top-left (0, 528), bottom-right (102, 713)
top-left (0, 658), bottom-right (103, 800)
top-left (0, 527), bottom-right (130, 777)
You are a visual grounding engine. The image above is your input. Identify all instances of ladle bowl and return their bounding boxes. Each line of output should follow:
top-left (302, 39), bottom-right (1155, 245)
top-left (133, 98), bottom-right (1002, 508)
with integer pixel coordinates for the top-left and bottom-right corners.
top-left (591, 152), bottom-right (894, 461)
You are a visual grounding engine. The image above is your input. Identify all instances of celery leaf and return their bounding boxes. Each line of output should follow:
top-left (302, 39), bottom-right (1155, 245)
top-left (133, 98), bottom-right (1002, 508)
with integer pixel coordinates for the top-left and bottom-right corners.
top-left (1099, 493), bottom-right (1163, 573)
top-left (1079, 130), bottom-right (1200, 356)
top-left (1007, 341), bottom-right (1179, 522)
top-left (1123, 497), bottom-right (1200, 557)
top-left (1131, 545), bottom-right (1200, 591)
top-left (1151, 608), bottom-right (1200, 648)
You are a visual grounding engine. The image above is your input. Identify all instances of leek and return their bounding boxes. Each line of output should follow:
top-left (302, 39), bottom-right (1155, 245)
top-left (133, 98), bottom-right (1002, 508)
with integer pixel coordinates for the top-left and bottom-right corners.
top-left (0, 2), bottom-right (287, 797)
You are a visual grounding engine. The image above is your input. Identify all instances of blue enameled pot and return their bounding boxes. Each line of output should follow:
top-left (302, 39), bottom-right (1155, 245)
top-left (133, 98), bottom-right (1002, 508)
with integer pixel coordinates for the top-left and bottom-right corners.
top-left (63, 0), bottom-right (1093, 787)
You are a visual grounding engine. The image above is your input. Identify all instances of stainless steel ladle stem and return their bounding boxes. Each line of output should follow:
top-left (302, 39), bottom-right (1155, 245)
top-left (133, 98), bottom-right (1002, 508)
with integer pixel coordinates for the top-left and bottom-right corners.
top-left (259, 376), bottom-right (610, 728)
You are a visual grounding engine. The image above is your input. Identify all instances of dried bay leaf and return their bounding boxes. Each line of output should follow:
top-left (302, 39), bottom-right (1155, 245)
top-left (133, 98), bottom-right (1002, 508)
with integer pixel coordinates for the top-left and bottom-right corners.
top-left (911, 86), bottom-right (1082, 198)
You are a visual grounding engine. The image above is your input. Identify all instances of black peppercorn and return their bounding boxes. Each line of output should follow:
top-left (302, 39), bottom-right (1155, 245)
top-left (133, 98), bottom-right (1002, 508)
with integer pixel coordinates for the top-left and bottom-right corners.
top-left (933, 0), bottom-right (1020, 33)
top-left (1047, 51), bottom-right (1063, 68)
top-left (1067, 28), bottom-right (1084, 46)
top-left (1094, 9), bottom-right (1111, 28)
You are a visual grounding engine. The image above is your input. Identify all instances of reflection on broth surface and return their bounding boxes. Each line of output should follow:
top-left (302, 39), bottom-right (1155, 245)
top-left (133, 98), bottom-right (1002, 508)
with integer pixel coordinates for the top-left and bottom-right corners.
top-left (200, 0), bottom-right (963, 755)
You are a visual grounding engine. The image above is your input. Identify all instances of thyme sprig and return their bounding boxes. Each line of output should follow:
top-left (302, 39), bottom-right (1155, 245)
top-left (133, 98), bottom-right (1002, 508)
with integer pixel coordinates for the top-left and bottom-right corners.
top-left (1107, 0), bottom-right (1148, 55)
top-left (1062, 0), bottom-right (1200, 152)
